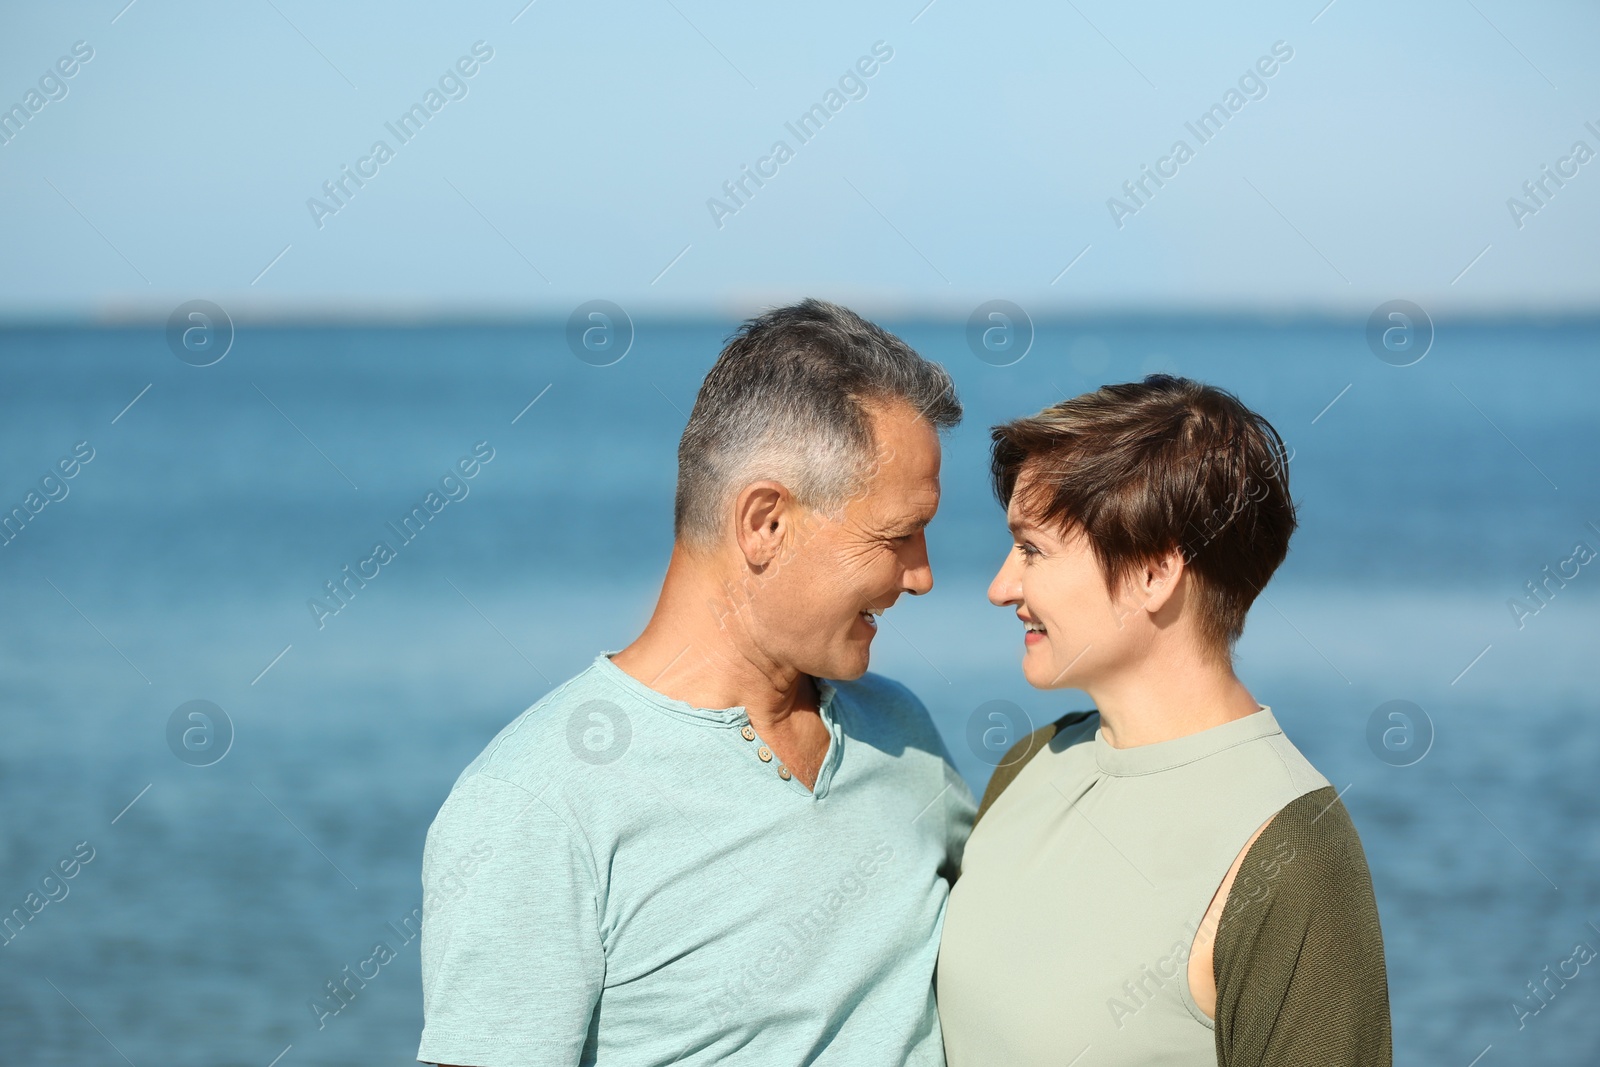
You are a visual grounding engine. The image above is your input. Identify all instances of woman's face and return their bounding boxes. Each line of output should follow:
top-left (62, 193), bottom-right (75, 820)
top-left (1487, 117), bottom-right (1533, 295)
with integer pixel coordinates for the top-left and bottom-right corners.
top-left (987, 485), bottom-right (1144, 691)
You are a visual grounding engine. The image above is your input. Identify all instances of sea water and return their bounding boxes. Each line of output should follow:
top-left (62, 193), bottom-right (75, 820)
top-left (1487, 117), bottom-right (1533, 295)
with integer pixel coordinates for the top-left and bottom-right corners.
top-left (0, 316), bottom-right (1596, 1064)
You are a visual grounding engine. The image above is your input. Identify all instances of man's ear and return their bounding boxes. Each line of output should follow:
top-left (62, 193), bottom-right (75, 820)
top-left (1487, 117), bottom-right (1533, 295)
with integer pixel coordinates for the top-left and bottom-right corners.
top-left (732, 480), bottom-right (792, 568)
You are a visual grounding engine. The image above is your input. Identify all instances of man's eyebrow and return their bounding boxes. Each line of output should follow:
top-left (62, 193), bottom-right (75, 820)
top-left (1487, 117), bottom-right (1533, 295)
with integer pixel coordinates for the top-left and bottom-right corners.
top-left (888, 515), bottom-right (933, 536)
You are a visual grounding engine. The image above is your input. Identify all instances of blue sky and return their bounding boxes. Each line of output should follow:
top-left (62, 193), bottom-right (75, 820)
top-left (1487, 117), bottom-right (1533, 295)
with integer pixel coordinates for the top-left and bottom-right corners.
top-left (1, 0), bottom-right (1597, 320)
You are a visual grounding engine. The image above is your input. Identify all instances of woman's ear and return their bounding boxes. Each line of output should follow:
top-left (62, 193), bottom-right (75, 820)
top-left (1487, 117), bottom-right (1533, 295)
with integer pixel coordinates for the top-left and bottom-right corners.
top-left (1138, 548), bottom-right (1186, 614)
top-left (1115, 548), bottom-right (1186, 624)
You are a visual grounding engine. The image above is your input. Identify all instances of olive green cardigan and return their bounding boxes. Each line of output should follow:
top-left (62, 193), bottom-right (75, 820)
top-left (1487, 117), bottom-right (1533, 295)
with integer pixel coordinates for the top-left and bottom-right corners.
top-left (972, 711), bottom-right (1393, 1067)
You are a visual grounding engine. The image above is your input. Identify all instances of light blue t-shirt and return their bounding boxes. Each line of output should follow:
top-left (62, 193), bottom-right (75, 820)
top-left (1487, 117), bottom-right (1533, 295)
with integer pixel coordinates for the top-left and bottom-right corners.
top-left (418, 652), bottom-right (975, 1067)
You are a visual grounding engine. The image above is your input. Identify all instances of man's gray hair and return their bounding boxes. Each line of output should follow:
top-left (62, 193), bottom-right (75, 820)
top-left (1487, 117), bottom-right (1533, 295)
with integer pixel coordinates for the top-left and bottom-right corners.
top-left (674, 298), bottom-right (962, 547)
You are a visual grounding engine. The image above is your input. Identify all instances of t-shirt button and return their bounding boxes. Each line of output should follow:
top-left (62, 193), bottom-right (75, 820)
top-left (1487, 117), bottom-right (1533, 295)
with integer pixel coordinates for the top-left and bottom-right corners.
top-left (777, 765), bottom-right (792, 781)
top-left (740, 725), bottom-right (756, 742)
top-left (757, 746), bottom-right (773, 762)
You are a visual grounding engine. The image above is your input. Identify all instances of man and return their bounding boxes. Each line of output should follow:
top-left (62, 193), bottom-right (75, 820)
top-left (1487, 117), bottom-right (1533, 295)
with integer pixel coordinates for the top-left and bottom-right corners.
top-left (418, 299), bottom-right (975, 1066)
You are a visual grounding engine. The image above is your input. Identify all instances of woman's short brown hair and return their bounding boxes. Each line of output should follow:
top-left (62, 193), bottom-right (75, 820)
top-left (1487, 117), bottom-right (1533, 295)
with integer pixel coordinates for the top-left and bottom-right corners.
top-left (991, 374), bottom-right (1296, 660)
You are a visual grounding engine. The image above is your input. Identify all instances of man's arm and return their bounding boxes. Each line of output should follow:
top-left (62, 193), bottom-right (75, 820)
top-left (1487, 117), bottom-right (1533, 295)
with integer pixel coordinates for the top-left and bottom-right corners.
top-left (418, 772), bottom-right (604, 1067)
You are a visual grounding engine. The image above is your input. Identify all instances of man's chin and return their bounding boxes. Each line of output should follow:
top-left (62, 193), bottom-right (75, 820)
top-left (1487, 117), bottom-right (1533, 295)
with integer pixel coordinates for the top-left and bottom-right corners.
top-left (813, 638), bottom-right (874, 682)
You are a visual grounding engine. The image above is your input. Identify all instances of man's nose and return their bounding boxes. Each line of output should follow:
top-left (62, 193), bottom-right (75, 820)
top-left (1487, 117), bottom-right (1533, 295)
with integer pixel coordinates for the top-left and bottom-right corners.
top-left (902, 531), bottom-right (934, 596)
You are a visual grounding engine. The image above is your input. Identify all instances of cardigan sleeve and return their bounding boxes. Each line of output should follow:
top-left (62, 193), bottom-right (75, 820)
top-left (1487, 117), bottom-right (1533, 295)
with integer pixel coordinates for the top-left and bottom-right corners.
top-left (1212, 786), bottom-right (1393, 1067)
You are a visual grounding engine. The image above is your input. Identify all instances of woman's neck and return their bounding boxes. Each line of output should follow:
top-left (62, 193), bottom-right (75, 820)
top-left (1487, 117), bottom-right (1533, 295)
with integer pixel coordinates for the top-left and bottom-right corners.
top-left (1087, 656), bottom-right (1264, 749)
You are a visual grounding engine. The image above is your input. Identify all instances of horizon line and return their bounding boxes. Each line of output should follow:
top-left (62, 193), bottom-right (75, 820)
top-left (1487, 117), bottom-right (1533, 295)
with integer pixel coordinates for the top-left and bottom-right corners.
top-left (3, 300), bottom-right (1599, 329)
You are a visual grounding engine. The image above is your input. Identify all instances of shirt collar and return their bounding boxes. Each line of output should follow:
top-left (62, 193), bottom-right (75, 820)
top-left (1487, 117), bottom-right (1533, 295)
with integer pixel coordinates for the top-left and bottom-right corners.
top-left (593, 652), bottom-right (840, 731)
top-left (1091, 706), bottom-right (1281, 777)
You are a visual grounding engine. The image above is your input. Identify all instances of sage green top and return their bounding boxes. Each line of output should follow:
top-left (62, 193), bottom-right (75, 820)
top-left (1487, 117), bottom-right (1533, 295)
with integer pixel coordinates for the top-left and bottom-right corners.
top-left (936, 707), bottom-right (1392, 1067)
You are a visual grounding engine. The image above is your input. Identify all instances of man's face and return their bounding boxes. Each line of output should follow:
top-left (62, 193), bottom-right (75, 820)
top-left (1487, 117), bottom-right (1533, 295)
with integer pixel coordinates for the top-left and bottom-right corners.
top-left (749, 400), bottom-right (942, 682)
top-left (986, 473), bottom-right (1147, 691)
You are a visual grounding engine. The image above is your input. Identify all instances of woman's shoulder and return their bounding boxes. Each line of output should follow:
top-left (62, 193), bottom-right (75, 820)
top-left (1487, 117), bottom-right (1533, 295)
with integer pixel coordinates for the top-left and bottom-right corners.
top-left (973, 709), bottom-right (1098, 825)
top-left (1212, 786), bottom-right (1392, 1065)
top-left (1220, 786), bottom-right (1380, 932)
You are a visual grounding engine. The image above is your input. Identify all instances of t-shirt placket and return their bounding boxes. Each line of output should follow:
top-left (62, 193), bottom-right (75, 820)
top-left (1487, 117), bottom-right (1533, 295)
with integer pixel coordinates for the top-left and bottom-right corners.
top-left (734, 684), bottom-right (842, 799)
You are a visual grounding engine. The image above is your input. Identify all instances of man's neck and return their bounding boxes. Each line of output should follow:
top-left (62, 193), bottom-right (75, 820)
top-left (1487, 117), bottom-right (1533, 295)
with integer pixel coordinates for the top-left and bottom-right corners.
top-left (608, 546), bottom-right (819, 731)
top-left (1084, 645), bottom-right (1262, 749)
top-left (610, 546), bottom-right (834, 789)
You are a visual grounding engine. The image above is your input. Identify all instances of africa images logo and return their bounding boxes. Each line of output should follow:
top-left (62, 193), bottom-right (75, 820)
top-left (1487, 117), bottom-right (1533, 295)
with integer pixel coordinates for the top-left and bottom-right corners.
top-left (1106, 41), bottom-right (1294, 229)
top-left (306, 42), bottom-right (494, 230)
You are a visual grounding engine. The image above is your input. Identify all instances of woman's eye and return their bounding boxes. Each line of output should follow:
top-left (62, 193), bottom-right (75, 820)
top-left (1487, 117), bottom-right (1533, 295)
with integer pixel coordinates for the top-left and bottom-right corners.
top-left (1015, 543), bottom-right (1040, 561)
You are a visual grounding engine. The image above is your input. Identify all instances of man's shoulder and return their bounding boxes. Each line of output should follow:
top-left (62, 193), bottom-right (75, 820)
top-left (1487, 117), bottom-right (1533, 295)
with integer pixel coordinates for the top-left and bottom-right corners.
top-left (828, 670), bottom-right (944, 747)
top-left (448, 656), bottom-right (631, 796)
top-left (829, 669), bottom-right (926, 713)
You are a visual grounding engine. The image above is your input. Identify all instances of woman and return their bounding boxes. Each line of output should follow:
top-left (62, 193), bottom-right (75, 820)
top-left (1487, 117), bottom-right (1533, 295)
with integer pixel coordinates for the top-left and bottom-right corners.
top-left (936, 375), bottom-right (1390, 1066)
